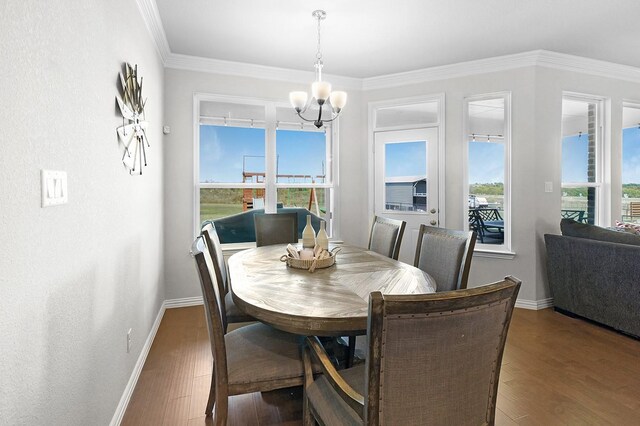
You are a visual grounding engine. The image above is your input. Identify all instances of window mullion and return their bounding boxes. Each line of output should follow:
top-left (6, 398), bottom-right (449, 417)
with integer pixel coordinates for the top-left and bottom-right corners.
top-left (265, 104), bottom-right (277, 213)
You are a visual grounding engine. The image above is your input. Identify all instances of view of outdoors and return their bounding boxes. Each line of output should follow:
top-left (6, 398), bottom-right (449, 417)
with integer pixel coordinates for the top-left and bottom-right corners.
top-left (467, 97), bottom-right (506, 245)
top-left (199, 125), bottom-right (328, 225)
top-left (622, 106), bottom-right (640, 224)
top-left (384, 141), bottom-right (427, 211)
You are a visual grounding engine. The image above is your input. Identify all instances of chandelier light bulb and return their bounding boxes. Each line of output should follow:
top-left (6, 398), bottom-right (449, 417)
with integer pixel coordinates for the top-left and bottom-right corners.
top-left (289, 91), bottom-right (308, 111)
top-left (330, 91), bottom-right (347, 111)
top-left (312, 81), bottom-right (332, 102)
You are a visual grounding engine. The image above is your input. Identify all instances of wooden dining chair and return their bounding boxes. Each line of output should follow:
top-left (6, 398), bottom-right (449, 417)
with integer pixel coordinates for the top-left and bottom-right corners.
top-left (254, 212), bottom-right (299, 247)
top-left (367, 216), bottom-right (406, 260)
top-left (414, 225), bottom-right (477, 292)
top-left (303, 277), bottom-right (521, 426)
top-left (191, 235), bottom-right (311, 424)
top-left (201, 222), bottom-right (254, 331)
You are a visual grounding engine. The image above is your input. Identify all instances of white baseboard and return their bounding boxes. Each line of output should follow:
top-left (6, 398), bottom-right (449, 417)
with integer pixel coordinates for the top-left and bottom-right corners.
top-left (164, 296), bottom-right (203, 309)
top-left (109, 300), bottom-right (167, 426)
top-left (515, 297), bottom-right (554, 310)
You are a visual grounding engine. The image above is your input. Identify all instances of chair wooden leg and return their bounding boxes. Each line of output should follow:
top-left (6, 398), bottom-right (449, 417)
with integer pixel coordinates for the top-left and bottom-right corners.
top-left (347, 336), bottom-right (356, 368)
top-left (213, 391), bottom-right (228, 426)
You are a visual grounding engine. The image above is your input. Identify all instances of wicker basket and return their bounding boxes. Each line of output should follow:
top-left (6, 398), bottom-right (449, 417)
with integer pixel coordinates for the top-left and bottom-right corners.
top-left (279, 248), bottom-right (339, 272)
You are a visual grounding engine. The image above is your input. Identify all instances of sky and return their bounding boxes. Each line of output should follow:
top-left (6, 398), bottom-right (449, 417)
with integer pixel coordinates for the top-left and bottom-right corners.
top-left (562, 127), bottom-right (640, 184)
top-left (200, 124), bottom-right (640, 185)
top-left (199, 126), bottom-right (326, 183)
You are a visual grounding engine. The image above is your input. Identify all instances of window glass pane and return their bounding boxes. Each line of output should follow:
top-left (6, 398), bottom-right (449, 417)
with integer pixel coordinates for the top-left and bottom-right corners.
top-left (561, 97), bottom-right (599, 225)
top-left (200, 188), bottom-right (265, 243)
top-left (467, 98), bottom-right (505, 246)
top-left (376, 102), bottom-right (438, 128)
top-left (561, 187), bottom-right (589, 223)
top-left (277, 188), bottom-right (331, 235)
top-left (275, 130), bottom-right (327, 184)
top-left (199, 125), bottom-right (265, 183)
top-left (622, 105), bottom-right (640, 223)
top-left (384, 141), bottom-right (426, 211)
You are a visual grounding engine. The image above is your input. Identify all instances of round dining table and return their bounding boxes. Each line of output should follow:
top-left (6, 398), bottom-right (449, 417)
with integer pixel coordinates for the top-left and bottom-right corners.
top-left (228, 244), bottom-right (437, 336)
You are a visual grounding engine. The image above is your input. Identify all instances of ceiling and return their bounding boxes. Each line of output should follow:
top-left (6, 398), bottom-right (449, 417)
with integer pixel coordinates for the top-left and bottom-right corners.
top-left (155, 0), bottom-right (640, 79)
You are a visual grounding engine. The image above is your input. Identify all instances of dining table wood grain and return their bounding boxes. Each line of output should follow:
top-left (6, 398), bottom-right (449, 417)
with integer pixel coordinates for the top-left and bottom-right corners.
top-left (228, 244), bottom-right (437, 336)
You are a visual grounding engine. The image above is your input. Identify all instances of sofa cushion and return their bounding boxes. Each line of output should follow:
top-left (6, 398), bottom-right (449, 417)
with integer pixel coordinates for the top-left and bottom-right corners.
top-left (561, 219), bottom-right (640, 246)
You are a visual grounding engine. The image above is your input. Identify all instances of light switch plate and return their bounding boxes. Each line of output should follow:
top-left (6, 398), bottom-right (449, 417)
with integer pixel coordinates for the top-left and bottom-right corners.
top-left (545, 182), bottom-right (553, 193)
top-left (41, 170), bottom-right (68, 207)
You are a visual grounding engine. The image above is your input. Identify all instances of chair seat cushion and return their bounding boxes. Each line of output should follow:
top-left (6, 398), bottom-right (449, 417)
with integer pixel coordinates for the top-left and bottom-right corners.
top-left (225, 292), bottom-right (254, 324)
top-left (226, 323), bottom-right (306, 387)
top-left (306, 367), bottom-right (364, 426)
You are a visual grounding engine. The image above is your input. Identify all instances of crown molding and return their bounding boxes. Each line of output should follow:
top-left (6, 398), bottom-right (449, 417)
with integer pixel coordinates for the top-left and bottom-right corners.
top-left (135, 0), bottom-right (171, 63)
top-left (535, 50), bottom-right (640, 84)
top-left (133, 1), bottom-right (640, 89)
top-left (165, 52), bottom-right (363, 90)
top-left (361, 51), bottom-right (541, 91)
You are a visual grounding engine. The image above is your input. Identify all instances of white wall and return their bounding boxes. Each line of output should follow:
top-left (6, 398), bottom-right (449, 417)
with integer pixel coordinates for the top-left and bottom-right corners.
top-left (363, 68), bottom-right (540, 301)
top-left (532, 67), bottom-right (640, 301)
top-left (163, 64), bottom-right (640, 305)
top-left (0, 1), bottom-right (165, 424)
top-left (163, 68), bottom-right (365, 299)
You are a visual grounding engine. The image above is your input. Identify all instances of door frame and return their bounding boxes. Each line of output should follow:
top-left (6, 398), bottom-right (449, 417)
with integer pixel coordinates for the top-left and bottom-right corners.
top-left (368, 94), bottom-right (446, 231)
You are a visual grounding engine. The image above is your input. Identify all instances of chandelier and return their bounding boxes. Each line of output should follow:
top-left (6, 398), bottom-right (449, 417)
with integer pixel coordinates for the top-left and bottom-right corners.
top-left (289, 10), bottom-right (347, 129)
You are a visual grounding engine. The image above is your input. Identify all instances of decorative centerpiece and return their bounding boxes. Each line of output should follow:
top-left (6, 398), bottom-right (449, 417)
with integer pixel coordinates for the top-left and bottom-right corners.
top-left (281, 244), bottom-right (340, 272)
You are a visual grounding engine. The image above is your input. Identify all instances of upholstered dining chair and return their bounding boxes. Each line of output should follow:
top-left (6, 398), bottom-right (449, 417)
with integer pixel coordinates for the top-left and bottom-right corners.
top-left (192, 235), bottom-right (311, 424)
top-left (367, 216), bottom-right (406, 260)
top-left (201, 222), bottom-right (254, 331)
top-left (254, 212), bottom-right (299, 247)
top-left (303, 277), bottom-right (521, 426)
top-left (414, 225), bottom-right (477, 292)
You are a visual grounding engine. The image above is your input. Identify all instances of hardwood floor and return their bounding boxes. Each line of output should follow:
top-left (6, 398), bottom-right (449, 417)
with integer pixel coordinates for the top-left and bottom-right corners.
top-left (121, 306), bottom-right (640, 425)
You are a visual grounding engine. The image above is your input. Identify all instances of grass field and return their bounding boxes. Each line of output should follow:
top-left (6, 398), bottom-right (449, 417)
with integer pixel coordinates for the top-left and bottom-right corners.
top-left (200, 203), bottom-right (243, 222)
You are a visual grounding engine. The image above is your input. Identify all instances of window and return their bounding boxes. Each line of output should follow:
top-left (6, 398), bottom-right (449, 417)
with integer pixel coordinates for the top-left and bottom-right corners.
top-left (464, 93), bottom-right (511, 251)
top-left (195, 95), bottom-right (336, 244)
top-left (560, 94), bottom-right (604, 225)
top-left (622, 103), bottom-right (640, 223)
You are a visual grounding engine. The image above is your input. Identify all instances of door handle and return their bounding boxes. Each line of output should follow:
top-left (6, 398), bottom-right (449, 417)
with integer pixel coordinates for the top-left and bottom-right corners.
top-left (430, 208), bottom-right (437, 214)
top-left (430, 220), bottom-right (437, 226)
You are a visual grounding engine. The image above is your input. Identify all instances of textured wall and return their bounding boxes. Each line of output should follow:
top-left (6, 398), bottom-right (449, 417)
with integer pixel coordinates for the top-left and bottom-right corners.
top-left (0, 1), bottom-right (165, 424)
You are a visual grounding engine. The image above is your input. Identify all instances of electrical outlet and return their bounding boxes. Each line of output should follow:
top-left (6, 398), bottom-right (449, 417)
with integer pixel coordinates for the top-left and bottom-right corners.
top-left (127, 328), bottom-right (132, 353)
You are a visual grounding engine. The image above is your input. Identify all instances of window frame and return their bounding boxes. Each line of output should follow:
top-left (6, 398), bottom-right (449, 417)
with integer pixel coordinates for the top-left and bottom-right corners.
top-left (620, 100), bottom-right (640, 223)
top-left (462, 91), bottom-right (512, 256)
top-left (193, 93), bottom-right (339, 243)
top-left (560, 92), bottom-right (609, 227)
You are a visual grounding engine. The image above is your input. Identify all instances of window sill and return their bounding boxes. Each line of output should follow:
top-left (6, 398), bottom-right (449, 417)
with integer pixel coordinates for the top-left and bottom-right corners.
top-left (473, 249), bottom-right (516, 260)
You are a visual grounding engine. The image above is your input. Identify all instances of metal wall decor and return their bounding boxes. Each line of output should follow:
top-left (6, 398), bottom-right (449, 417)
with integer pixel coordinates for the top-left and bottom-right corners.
top-left (116, 63), bottom-right (149, 175)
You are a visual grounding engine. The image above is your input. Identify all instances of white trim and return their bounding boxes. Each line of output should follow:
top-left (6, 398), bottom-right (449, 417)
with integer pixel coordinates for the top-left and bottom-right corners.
top-left (515, 298), bottom-right (554, 310)
top-left (164, 296), bottom-right (204, 309)
top-left (368, 94), bottom-right (446, 229)
top-left (134, 0), bottom-right (171, 62)
top-left (109, 301), bottom-right (166, 426)
top-left (131, 2), bottom-right (640, 90)
top-left (473, 250), bottom-right (516, 260)
top-left (166, 53), bottom-right (362, 90)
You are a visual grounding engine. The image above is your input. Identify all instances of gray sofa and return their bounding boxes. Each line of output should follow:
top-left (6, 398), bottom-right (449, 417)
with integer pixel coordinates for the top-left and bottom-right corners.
top-left (545, 219), bottom-right (640, 338)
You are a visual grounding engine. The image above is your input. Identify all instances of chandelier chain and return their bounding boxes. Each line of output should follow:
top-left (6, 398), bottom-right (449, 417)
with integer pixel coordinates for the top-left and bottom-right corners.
top-left (316, 14), bottom-right (322, 61)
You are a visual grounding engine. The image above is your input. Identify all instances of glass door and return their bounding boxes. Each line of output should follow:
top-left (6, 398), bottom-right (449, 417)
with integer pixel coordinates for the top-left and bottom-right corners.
top-left (374, 128), bottom-right (439, 263)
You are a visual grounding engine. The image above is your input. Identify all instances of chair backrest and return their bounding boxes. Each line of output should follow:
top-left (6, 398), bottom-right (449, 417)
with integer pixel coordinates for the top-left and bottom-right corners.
top-left (191, 236), bottom-right (229, 388)
top-left (414, 225), bottom-right (476, 292)
top-left (364, 277), bottom-right (521, 425)
top-left (631, 202), bottom-right (640, 218)
top-left (367, 216), bottom-right (407, 260)
top-left (254, 212), bottom-right (298, 247)
top-left (202, 222), bottom-right (229, 293)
